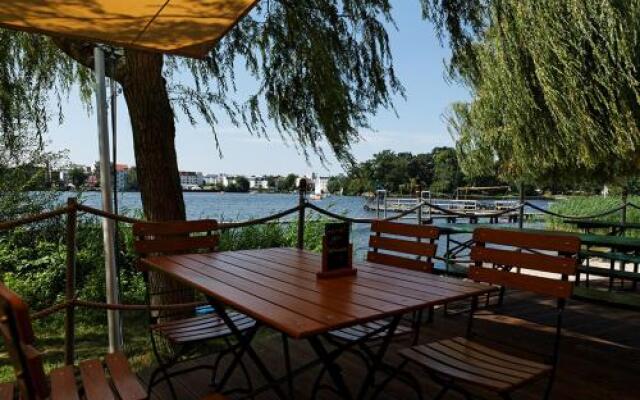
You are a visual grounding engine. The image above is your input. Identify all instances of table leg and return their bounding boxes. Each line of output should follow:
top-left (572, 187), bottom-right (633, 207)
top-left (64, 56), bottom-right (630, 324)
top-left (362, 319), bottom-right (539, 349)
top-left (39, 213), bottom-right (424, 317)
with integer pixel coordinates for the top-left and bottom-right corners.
top-left (308, 336), bottom-right (353, 399)
top-left (356, 316), bottom-right (401, 400)
top-left (207, 296), bottom-right (290, 400)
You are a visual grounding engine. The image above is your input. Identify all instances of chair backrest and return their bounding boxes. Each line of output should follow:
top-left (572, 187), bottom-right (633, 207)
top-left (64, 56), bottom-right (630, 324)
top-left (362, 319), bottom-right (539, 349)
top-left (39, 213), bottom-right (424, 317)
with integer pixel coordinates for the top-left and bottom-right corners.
top-left (470, 228), bottom-right (580, 299)
top-left (366, 221), bottom-right (440, 272)
top-left (0, 283), bottom-right (49, 400)
top-left (133, 219), bottom-right (219, 257)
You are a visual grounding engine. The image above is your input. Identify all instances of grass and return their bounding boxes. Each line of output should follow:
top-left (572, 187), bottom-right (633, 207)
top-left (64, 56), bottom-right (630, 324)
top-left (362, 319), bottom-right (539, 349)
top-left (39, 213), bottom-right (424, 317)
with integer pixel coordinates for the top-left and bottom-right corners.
top-left (545, 195), bottom-right (640, 237)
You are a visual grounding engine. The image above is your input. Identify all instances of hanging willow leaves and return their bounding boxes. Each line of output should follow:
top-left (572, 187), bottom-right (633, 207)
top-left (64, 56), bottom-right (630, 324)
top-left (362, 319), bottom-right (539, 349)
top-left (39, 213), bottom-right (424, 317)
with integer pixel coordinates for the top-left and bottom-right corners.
top-left (0, 1), bottom-right (403, 167)
top-left (428, 0), bottom-right (640, 185)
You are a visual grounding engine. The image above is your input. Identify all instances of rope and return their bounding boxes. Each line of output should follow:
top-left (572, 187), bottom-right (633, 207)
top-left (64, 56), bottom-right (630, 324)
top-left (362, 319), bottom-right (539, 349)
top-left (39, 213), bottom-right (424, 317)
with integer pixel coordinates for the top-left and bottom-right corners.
top-left (73, 299), bottom-right (207, 311)
top-left (31, 299), bottom-right (209, 320)
top-left (77, 204), bottom-right (143, 224)
top-left (524, 201), bottom-right (627, 220)
top-left (0, 206), bottom-right (71, 232)
top-left (625, 202), bottom-right (640, 210)
top-left (218, 205), bottom-right (302, 229)
top-left (31, 301), bottom-right (73, 320)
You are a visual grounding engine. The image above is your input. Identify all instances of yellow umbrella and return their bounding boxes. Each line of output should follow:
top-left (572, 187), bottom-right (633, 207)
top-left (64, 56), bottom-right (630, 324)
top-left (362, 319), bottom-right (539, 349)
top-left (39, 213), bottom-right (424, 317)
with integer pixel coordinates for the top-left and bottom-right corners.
top-left (0, 0), bottom-right (258, 58)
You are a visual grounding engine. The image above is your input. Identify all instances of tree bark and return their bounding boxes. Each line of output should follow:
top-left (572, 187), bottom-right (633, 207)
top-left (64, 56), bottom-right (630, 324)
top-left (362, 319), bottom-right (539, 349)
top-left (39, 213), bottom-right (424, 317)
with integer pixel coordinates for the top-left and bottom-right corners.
top-left (121, 50), bottom-right (193, 313)
top-left (121, 50), bottom-right (185, 222)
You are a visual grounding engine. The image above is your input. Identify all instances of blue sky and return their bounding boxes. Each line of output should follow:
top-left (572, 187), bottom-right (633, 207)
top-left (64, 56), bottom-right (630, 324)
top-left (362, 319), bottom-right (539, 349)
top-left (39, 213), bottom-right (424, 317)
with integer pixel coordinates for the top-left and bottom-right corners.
top-left (47, 1), bottom-right (469, 176)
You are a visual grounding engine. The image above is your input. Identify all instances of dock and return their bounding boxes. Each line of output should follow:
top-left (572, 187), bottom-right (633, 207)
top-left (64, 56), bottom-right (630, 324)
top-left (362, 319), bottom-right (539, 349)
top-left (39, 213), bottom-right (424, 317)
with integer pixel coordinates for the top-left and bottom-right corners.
top-left (364, 196), bottom-right (543, 223)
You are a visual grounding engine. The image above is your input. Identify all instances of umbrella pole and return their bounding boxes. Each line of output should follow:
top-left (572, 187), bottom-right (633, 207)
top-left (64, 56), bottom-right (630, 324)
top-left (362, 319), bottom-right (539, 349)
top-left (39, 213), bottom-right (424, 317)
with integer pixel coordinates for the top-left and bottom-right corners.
top-left (94, 46), bottom-right (122, 352)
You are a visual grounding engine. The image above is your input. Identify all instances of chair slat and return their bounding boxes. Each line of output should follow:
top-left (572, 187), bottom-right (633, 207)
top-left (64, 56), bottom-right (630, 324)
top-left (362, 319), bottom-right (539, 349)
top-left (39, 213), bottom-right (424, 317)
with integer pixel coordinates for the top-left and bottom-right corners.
top-left (469, 266), bottom-right (573, 298)
top-left (371, 220), bottom-right (440, 239)
top-left (105, 352), bottom-right (147, 400)
top-left (50, 365), bottom-right (80, 400)
top-left (474, 228), bottom-right (580, 253)
top-left (367, 252), bottom-right (433, 272)
top-left (134, 235), bottom-right (218, 256)
top-left (0, 383), bottom-right (14, 400)
top-left (133, 219), bottom-right (217, 236)
top-left (471, 247), bottom-right (577, 275)
top-left (369, 235), bottom-right (436, 257)
top-left (79, 359), bottom-right (116, 400)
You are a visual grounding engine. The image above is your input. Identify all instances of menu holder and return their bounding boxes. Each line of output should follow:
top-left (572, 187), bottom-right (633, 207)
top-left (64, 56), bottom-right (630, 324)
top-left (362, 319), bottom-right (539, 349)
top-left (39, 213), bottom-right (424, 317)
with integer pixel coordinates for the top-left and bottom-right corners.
top-left (317, 222), bottom-right (357, 279)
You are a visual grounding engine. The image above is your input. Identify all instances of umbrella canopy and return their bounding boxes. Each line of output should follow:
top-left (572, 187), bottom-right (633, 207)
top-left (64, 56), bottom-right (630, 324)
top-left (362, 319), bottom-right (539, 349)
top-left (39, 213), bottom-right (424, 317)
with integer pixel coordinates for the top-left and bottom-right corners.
top-left (0, 0), bottom-right (258, 58)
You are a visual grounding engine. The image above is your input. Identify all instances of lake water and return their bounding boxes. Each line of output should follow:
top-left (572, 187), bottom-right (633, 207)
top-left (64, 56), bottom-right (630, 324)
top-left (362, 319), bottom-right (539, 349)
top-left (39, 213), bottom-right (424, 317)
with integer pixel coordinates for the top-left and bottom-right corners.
top-left (65, 191), bottom-right (551, 263)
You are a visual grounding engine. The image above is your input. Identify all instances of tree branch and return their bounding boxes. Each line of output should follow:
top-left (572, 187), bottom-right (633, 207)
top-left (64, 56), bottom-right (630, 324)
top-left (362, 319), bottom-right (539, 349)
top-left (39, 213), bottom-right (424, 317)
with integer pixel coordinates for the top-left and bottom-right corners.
top-left (51, 37), bottom-right (127, 82)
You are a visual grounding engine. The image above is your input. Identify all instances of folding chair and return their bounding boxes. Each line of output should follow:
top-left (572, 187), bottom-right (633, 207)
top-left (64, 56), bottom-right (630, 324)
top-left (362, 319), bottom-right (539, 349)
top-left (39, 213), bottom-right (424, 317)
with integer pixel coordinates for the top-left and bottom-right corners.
top-left (133, 219), bottom-right (255, 399)
top-left (397, 228), bottom-right (580, 400)
top-left (329, 220), bottom-right (441, 346)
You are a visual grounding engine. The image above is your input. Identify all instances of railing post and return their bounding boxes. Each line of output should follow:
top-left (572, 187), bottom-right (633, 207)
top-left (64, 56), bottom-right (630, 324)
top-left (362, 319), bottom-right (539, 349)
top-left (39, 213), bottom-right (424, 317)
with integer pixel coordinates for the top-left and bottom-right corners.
top-left (64, 197), bottom-right (78, 365)
top-left (297, 178), bottom-right (307, 249)
top-left (622, 187), bottom-right (628, 230)
top-left (518, 181), bottom-right (525, 229)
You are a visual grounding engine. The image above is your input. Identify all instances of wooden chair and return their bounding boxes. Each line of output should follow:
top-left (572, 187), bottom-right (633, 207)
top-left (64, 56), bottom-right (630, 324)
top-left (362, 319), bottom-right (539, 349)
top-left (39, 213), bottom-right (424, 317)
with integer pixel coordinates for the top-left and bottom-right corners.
top-left (0, 281), bottom-right (149, 400)
top-left (329, 220), bottom-right (440, 345)
top-left (397, 228), bottom-right (580, 400)
top-left (133, 219), bottom-right (255, 399)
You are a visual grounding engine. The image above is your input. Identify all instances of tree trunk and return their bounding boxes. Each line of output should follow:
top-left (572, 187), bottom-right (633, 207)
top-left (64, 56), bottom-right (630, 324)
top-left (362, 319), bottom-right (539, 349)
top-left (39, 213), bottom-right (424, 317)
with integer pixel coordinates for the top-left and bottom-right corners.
top-left (122, 50), bottom-right (185, 221)
top-left (121, 50), bottom-right (193, 313)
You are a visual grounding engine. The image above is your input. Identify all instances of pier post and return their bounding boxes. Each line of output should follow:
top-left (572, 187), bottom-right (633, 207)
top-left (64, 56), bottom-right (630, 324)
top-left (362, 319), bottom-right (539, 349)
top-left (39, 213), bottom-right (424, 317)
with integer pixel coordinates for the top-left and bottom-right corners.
top-left (518, 182), bottom-right (525, 229)
top-left (64, 197), bottom-right (78, 365)
top-left (297, 179), bottom-right (307, 249)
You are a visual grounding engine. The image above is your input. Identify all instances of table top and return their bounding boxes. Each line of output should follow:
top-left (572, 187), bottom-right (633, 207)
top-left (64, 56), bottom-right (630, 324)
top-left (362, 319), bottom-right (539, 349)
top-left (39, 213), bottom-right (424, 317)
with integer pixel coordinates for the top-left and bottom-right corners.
top-left (437, 223), bottom-right (640, 249)
top-left (141, 247), bottom-right (494, 339)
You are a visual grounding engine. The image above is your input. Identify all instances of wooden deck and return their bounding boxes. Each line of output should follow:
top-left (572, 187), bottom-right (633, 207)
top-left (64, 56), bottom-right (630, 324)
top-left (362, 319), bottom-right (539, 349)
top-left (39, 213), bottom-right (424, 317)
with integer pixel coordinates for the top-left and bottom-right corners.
top-left (140, 290), bottom-right (640, 399)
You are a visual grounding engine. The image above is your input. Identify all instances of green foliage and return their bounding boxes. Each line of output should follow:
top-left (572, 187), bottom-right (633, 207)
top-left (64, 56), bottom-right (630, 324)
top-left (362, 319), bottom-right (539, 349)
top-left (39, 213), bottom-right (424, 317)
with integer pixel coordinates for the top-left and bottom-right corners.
top-left (68, 167), bottom-right (87, 188)
top-left (0, 132), bottom-right (62, 220)
top-left (226, 176), bottom-right (251, 193)
top-left (125, 167), bottom-right (139, 191)
top-left (327, 175), bottom-right (346, 194)
top-left (546, 196), bottom-right (640, 238)
top-left (331, 147), bottom-right (472, 195)
top-left (429, 147), bottom-right (462, 194)
top-left (440, 1), bottom-right (640, 185)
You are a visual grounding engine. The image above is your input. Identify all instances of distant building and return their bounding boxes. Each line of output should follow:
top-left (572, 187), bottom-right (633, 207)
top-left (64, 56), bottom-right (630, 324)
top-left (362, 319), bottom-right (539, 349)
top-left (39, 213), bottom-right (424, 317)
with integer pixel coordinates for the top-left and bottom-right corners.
top-left (180, 171), bottom-right (204, 189)
top-left (248, 176), bottom-right (269, 190)
top-left (313, 175), bottom-right (330, 195)
top-left (203, 174), bottom-right (221, 186)
top-left (222, 175), bottom-right (236, 188)
top-left (115, 164), bottom-right (129, 191)
top-left (85, 175), bottom-right (98, 188)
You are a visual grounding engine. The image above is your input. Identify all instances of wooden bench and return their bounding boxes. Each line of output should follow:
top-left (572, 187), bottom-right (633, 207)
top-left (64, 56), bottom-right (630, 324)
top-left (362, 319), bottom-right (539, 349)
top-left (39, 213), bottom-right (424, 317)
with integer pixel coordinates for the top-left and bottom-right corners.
top-left (133, 219), bottom-right (255, 398)
top-left (329, 221), bottom-right (440, 345)
top-left (399, 228), bottom-right (580, 400)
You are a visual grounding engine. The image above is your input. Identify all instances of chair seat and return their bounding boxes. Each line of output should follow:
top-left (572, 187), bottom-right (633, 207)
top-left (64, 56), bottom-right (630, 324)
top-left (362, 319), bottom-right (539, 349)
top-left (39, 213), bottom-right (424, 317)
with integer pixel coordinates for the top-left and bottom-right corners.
top-left (399, 337), bottom-right (551, 393)
top-left (152, 311), bottom-right (255, 344)
top-left (48, 352), bottom-right (147, 400)
top-left (329, 319), bottom-right (414, 342)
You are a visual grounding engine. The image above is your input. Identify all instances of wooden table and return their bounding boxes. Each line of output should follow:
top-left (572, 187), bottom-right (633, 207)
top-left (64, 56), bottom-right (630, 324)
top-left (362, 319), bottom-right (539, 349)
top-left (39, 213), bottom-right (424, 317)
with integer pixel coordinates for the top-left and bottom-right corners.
top-left (142, 247), bottom-right (494, 399)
